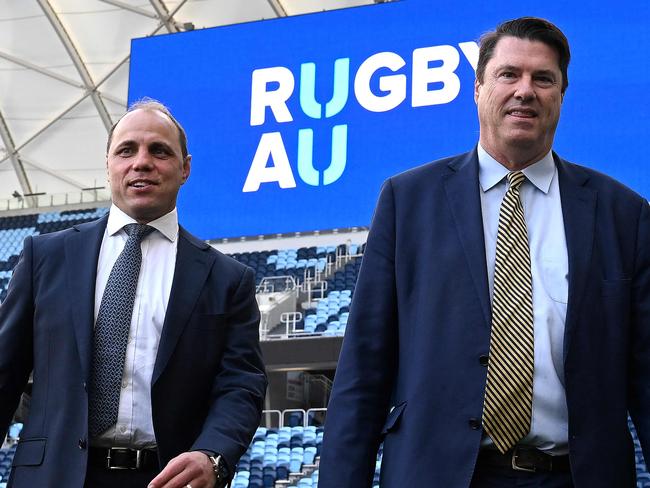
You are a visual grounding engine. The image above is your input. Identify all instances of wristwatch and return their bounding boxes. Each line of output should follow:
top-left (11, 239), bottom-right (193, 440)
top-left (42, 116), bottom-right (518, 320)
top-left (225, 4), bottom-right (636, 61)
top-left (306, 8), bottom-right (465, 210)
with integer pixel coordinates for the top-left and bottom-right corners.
top-left (206, 453), bottom-right (230, 488)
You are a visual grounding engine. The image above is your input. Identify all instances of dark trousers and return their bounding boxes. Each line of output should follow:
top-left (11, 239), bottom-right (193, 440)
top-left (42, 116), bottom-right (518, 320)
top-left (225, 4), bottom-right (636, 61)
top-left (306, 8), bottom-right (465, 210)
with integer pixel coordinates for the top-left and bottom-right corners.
top-left (470, 463), bottom-right (574, 488)
top-left (84, 463), bottom-right (160, 488)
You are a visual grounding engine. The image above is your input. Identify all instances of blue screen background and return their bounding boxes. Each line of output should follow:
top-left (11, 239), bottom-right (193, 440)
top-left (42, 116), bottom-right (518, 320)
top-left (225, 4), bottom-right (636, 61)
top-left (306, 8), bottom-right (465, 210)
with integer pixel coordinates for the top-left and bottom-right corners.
top-left (129, 0), bottom-right (649, 239)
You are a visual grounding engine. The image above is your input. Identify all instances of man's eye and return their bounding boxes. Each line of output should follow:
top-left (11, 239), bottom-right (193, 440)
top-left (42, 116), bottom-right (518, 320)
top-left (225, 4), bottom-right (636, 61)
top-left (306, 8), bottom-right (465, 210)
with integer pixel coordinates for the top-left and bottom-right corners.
top-left (499, 72), bottom-right (516, 80)
top-left (117, 147), bottom-right (134, 156)
top-left (150, 145), bottom-right (171, 157)
top-left (535, 76), bottom-right (555, 87)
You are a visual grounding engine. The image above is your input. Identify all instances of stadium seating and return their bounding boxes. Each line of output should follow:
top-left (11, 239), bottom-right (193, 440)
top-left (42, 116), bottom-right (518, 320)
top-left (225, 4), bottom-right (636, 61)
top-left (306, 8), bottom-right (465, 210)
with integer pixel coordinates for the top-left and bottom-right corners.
top-left (0, 209), bottom-right (366, 343)
top-left (231, 424), bottom-right (327, 488)
top-left (631, 418), bottom-right (650, 487)
top-left (0, 422), bottom-right (21, 487)
top-left (231, 246), bottom-right (337, 287)
top-left (0, 208), bottom-right (109, 302)
top-left (302, 290), bottom-right (352, 336)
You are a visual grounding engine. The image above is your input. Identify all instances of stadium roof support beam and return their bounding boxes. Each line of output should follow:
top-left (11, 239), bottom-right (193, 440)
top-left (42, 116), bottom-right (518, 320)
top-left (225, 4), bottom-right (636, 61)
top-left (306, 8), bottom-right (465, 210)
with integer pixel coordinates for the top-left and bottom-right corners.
top-left (0, 50), bottom-right (84, 90)
top-left (98, 0), bottom-right (158, 19)
top-left (266, 0), bottom-right (288, 17)
top-left (0, 110), bottom-right (34, 205)
top-left (37, 0), bottom-right (114, 132)
top-left (0, 0), bottom-right (189, 169)
top-left (0, 93), bottom-right (90, 166)
top-left (149, 0), bottom-right (180, 33)
top-left (21, 157), bottom-right (91, 191)
top-left (0, 10), bottom-right (180, 170)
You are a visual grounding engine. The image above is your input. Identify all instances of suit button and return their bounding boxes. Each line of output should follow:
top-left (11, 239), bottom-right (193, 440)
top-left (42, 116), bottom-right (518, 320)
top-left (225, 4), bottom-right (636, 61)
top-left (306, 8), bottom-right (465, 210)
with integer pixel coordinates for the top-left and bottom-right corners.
top-left (479, 355), bottom-right (489, 367)
top-left (78, 438), bottom-right (87, 450)
top-left (468, 418), bottom-right (481, 430)
top-left (83, 382), bottom-right (87, 391)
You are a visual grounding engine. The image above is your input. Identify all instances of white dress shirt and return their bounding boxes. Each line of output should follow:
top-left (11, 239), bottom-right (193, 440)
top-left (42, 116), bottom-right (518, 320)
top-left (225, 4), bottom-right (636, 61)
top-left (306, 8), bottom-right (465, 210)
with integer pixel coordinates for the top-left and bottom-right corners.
top-left (477, 144), bottom-right (569, 454)
top-left (92, 204), bottom-right (178, 448)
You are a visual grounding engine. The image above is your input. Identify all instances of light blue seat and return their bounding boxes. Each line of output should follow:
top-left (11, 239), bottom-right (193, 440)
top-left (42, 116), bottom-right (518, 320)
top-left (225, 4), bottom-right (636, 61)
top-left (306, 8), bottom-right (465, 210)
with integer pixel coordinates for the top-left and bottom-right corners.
top-left (8, 423), bottom-right (22, 439)
top-left (303, 447), bottom-right (317, 464)
top-left (263, 453), bottom-right (277, 467)
top-left (304, 323), bottom-right (316, 333)
top-left (289, 451), bottom-right (303, 473)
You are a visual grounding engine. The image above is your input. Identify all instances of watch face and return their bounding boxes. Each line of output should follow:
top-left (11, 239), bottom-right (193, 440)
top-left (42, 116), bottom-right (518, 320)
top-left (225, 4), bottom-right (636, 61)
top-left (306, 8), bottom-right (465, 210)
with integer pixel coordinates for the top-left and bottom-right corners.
top-left (213, 455), bottom-right (229, 480)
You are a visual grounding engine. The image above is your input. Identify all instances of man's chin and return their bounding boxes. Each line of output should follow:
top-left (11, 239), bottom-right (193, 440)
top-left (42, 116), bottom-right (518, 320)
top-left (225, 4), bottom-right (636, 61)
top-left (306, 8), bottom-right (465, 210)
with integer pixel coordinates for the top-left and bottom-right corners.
top-left (117, 201), bottom-right (167, 224)
top-left (503, 133), bottom-right (544, 150)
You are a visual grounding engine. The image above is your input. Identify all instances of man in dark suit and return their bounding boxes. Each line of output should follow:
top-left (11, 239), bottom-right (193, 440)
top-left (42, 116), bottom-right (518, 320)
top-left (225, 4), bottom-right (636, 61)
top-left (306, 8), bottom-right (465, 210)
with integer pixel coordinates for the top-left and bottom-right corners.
top-left (0, 100), bottom-right (267, 488)
top-left (319, 17), bottom-right (649, 488)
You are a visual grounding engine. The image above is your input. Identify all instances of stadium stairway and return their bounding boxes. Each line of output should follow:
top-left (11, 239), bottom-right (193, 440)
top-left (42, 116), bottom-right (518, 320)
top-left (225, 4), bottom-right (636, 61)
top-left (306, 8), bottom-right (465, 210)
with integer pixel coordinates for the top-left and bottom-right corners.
top-left (260, 251), bottom-right (364, 339)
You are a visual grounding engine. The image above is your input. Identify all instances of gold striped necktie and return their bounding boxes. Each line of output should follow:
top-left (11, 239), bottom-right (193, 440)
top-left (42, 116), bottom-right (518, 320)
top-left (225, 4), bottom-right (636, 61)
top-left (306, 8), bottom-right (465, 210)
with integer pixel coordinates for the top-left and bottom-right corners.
top-left (482, 170), bottom-right (534, 454)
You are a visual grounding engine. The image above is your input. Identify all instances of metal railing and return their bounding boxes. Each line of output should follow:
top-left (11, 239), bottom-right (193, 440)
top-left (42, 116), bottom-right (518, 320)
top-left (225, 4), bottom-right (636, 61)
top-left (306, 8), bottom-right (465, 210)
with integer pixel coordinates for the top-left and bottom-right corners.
top-left (259, 408), bottom-right (329, 428)
top-left (0, 189), bottom-right (110, 212)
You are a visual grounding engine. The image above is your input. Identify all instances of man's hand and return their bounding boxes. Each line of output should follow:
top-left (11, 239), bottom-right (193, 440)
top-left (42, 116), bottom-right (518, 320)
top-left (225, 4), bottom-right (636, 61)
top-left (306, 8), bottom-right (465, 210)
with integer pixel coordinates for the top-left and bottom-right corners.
top-left (148, 451), bottom-right (216, 488)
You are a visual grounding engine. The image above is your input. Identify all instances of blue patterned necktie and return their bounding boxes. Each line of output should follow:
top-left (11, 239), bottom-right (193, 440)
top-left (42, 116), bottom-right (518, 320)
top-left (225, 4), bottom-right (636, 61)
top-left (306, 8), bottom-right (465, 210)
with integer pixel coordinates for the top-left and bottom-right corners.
top-left (88, 223), bottom-right (154, 437)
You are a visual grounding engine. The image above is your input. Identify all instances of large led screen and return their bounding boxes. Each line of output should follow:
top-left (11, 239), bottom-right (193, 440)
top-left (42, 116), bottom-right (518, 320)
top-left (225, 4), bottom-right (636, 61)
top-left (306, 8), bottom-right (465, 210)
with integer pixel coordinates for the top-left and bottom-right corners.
top-left (129, 0), bottom-right (650, 239)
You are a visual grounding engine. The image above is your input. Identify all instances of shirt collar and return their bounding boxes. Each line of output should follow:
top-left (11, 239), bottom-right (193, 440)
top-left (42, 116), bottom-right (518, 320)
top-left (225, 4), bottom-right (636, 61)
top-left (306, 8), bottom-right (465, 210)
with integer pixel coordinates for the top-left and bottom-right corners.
top-left (106, 204), bottom-right (179, 242)
top-left (477, 143), bottom-right (556, 194)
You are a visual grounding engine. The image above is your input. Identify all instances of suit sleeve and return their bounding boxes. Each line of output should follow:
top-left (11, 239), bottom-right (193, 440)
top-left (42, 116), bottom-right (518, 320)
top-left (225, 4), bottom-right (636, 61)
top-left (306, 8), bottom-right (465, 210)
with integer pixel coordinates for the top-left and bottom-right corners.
top-left (318, 179), bottom-right (399, 488)
top-left (0, 237), bottom-right (35, 438)
top-left (191, 266), bottom-right (267, 473)
top-left (629, 200), bottom-right (650, 462)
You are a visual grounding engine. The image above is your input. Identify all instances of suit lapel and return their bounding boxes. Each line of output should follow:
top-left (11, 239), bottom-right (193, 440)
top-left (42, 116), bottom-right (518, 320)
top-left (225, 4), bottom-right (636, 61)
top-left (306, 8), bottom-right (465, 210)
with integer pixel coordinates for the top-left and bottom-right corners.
top-left (556, 156), bottom-right (597, 361)
top-left (152, 227), bottom-right (216, 385)
top-left (443, 149), bottom-right (491, 328)
top-left (64, 216), bottom-right (108, 382)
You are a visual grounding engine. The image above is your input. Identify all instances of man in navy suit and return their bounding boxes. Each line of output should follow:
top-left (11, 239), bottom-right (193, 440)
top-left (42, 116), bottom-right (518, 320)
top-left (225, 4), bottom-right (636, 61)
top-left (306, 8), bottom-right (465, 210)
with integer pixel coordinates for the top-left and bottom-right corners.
top-left (319, 17), bottom-right (649, 488)
top-left (0, 100), bottom-right (267, 487)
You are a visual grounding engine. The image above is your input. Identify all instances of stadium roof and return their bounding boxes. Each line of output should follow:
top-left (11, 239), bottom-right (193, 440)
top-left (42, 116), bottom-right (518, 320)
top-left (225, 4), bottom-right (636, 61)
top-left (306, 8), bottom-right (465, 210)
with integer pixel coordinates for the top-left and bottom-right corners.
top-left (0, 0), bottom-right (375, 213)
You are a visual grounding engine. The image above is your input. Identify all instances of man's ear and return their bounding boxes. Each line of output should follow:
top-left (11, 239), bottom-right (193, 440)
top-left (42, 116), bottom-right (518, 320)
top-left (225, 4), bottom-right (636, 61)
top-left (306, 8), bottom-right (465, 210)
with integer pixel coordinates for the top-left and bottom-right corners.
top-left (181, 155), bottom-right (191, 184)
top-left (474, 78), bottom-right (481, 104)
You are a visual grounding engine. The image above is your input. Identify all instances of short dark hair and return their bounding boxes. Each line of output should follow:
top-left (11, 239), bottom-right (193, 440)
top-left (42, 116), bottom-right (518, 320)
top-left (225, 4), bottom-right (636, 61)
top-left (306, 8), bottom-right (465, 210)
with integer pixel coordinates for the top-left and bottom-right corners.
top-left (106, 97), bottom-right (189, 159)
top-left (476, 17), bottom-right (570, 93)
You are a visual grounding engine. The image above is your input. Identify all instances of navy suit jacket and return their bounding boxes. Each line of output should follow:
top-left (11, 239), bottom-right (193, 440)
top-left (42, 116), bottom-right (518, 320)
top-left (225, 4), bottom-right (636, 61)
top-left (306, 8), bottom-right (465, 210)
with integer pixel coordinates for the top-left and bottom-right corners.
top-left (0, 215), bottom-right (267, 487)
top-left (319, 149), bottom-right (650, 488)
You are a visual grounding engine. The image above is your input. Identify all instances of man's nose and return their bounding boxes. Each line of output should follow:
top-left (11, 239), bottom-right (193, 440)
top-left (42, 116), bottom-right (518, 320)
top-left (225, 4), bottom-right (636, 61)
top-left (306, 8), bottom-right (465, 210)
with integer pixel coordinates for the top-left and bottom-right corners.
top-left (132, 149), bottom-right (154, 170)
top-left (514, 76), bottom-right (536, 101)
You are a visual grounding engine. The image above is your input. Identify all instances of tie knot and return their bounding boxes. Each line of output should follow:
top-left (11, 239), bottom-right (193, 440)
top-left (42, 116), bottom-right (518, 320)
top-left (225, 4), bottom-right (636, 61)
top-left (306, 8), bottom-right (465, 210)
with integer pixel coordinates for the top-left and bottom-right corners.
top-left (123, 223), bottom-right (154, 241)
top-left (507, 171), bottom-right (525, 191)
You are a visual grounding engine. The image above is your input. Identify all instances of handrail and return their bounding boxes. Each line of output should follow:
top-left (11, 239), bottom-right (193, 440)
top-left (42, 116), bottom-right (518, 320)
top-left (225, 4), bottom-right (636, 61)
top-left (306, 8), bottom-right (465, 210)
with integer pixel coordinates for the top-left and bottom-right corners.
top-left (256, 275), bottom-right (297, 294)
top-left (306, 408), bottom-right (328, 427)
top-left (258, 407), bottom-right (330, 428)
top-left (282, 408), bottom-right (307, 428)
top-left (260, 409), bottom-right (282, 429)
